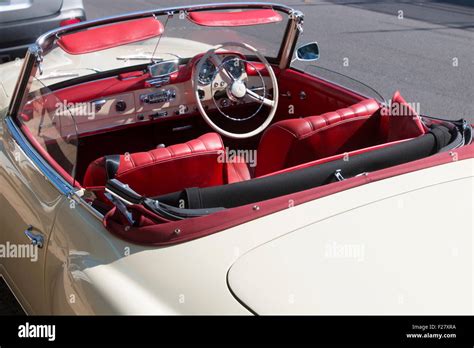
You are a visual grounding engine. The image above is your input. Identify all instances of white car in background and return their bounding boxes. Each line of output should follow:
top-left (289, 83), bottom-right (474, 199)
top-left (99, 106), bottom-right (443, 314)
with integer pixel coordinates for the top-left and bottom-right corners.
top-left (0, 0), bottom-right (85, 62)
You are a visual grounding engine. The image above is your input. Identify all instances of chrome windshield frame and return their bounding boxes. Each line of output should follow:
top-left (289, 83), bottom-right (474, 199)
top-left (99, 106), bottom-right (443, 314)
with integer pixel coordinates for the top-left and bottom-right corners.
top-left (7, 2), bottom-right (301, 118)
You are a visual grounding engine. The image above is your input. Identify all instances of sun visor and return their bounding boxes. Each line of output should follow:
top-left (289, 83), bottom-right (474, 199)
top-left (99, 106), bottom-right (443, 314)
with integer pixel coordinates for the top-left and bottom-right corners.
top-left (57, 18), bottom-right (164, 55)
top-left (188, 9), bottom-right (283, 27)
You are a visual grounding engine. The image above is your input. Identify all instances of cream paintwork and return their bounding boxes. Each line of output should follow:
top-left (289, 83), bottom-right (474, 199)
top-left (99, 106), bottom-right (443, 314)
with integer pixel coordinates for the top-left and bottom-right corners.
top-left (229, 176), bottom-right (474, 314)
top-left (33, 157), bottom-right (474, 314)
top-left (0, 6), bottom-right (472, 314)
top-left (0, 109), bottom-right (64, 314)
top-left (1, 99), bottom-right (473, 314)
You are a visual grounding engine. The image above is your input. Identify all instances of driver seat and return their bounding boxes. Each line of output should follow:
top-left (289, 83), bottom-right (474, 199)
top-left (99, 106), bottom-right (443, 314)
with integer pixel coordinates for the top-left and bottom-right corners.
top-left (83, 133), bottom-right (251, 202)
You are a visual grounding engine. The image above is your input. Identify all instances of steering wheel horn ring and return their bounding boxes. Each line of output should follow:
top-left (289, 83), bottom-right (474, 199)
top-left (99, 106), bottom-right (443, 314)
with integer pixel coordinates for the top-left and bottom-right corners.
top-left (193, 42), bottom-right (279, 139)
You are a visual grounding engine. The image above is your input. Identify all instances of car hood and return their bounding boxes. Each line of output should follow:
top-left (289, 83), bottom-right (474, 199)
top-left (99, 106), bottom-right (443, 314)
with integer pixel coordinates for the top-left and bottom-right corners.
top-left (227, 175), bottom-right (473, 315)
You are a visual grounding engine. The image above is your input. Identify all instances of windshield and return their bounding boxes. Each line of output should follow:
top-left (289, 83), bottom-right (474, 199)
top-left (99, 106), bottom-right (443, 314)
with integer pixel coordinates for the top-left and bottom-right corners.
top-left (34, 10), bottom-right (289, 89)
top-left (16, 6), bottom-right (291, 185)
top-left (20, 77), bottom-right (79, 180)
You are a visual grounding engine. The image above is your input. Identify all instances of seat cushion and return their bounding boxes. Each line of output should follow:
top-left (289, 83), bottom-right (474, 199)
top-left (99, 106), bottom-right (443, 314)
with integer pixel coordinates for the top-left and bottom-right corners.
top-left (83, 132), bottom-right (250, 200)
top-left (256, 96), bottom-right (426, 177)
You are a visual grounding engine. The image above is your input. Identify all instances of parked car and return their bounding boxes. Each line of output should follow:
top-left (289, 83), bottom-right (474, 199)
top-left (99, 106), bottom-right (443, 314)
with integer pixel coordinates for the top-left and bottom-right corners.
top-left (0, 0), bottom-right (85, 62)
top-left (0, 2), bottom-right (472, 315)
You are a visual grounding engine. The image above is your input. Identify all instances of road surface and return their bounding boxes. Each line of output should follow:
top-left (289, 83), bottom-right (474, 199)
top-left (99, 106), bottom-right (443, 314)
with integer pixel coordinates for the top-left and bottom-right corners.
top-left (83, 0), bottom-right (474, 121)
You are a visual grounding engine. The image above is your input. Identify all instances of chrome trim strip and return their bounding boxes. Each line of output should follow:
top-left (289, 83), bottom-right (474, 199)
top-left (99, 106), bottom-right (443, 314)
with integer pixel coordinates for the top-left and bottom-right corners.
top-left (7, 48), bottom-right (37, 118)
top-left (279, 10), bottom-right (304, 69)
top-left (4, 116), bottom-right (74, 196)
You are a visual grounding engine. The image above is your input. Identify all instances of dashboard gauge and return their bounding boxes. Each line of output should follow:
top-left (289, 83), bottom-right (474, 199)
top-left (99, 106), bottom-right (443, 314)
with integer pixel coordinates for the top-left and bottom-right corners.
top-left (223, 56), bottom-right (245, 80)
top-left (198, 59), bottom-right (217, 85)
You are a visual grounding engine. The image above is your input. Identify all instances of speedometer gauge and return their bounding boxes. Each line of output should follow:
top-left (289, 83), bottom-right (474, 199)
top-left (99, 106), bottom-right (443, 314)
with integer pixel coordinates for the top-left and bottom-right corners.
top-left (223, 56), bottom-right (245, 80)
top-left (198, 59), bottom-right (217, 85)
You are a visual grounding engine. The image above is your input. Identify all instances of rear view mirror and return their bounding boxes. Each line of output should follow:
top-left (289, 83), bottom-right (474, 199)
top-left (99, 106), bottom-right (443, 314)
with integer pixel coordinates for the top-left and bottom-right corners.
top-left (148, 60), bottom-right (179, 78)
top-left (295, 42), bottom-right (320, 62)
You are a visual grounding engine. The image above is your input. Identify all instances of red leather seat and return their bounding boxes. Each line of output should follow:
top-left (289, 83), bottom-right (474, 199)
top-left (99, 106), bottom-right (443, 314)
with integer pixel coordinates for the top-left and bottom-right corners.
top-left (256, 96), bottom-right (426, 177)
top-left (83, 132), bottom-right (250, 201)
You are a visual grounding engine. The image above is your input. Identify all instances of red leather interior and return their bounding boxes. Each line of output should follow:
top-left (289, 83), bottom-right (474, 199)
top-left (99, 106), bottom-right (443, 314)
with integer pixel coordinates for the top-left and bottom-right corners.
top-left (58, 18), bottom-right (164, 55)
top-left (382, 90), bottom-right (428, 140)
top-left (83, 133), bottom-right (250, 200)
top-left (105, 141), bottom-right (474, 246)
top-left (256, 96), bottom-right (427, 177)
top-left (188, 9), bottom-right (282, 27)
top-left (225, 158), bottom-right (252, 184)
top-left (275, 69), bottom-right (366, 123)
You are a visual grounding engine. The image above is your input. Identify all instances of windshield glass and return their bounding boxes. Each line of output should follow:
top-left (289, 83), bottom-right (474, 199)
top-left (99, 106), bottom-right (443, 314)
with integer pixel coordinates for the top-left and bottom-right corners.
top-left (34, 10), bottom-right (289, 89)
top-left (20, 77), bottom-right (79, 180)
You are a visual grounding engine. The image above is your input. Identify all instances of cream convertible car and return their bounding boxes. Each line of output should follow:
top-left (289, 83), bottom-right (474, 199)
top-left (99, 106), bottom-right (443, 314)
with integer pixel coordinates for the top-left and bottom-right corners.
top-left (0, 3), bottom-right (472, 315)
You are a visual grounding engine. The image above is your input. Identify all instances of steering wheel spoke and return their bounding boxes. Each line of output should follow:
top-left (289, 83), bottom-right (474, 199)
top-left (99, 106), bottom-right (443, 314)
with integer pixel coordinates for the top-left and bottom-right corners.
top-left (246, 88), bottom-right (275, 108)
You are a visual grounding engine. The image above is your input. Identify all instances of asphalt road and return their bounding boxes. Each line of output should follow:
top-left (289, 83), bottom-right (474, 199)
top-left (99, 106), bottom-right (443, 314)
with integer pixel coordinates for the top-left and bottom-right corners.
top-left (83, 0), bottom-right (474, 122)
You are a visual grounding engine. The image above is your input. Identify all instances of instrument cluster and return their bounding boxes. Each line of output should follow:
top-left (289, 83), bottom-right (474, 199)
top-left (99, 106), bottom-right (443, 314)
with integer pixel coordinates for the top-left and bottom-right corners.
top-left (198, 55), bottom-right (246, 85)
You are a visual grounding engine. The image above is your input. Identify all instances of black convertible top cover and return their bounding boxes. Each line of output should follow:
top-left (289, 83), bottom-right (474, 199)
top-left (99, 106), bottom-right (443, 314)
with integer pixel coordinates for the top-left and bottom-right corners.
top-left (156, 125), bottom-right (455, 210)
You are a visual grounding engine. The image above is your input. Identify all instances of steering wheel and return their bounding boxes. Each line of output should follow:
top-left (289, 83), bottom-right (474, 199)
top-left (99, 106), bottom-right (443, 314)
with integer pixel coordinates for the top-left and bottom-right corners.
top-left (193, 42), bottom-right (279, 139)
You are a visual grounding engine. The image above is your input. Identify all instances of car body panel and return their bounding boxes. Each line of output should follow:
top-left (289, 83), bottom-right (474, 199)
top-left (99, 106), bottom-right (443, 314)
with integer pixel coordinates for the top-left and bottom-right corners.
top-left (41, 158), bottom-right (472, 315)
top-left (228, 161), bottom-right (474, 314)
top-left (0, 111), bottom-right (65, 314)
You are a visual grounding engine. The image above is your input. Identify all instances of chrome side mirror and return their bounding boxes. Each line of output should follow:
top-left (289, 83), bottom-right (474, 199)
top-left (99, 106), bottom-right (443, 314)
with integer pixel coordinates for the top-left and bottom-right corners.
top-left (295, 42), bottom-right (320, 62)
top-left (148, 60), bottom-right (179, 78)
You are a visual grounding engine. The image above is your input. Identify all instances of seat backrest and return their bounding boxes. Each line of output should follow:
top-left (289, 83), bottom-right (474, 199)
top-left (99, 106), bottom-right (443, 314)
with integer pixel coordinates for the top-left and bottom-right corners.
top-left (256, 95), bottom-right (427, 177)
top-left (256, 99), bottom-right (382, 177)
top-left (83, 133), bottom-right (227, 198)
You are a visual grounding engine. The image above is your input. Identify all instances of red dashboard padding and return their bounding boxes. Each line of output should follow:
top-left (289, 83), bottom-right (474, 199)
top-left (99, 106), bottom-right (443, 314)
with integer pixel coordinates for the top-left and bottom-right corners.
top-left (57, 18), bottom-right (164, 55)
top-left (83, 133), bottom-right (250, 200)
top-left (188, 9), bottom-right (283, 27)
top-left (256, 97), bottom-right (426, 177)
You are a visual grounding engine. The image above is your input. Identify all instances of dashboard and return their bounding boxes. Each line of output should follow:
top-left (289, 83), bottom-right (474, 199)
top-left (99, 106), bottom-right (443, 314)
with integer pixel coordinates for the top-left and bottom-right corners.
top-left (51, 53), bottom-right (273, 137)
